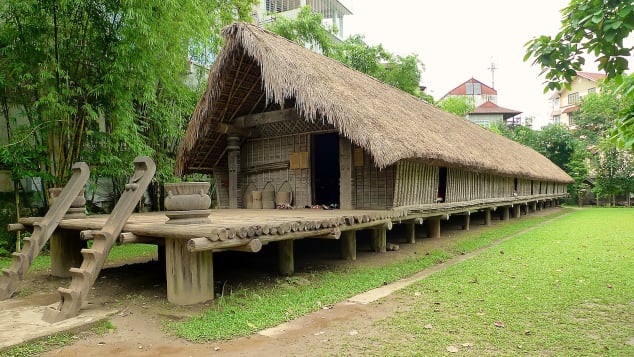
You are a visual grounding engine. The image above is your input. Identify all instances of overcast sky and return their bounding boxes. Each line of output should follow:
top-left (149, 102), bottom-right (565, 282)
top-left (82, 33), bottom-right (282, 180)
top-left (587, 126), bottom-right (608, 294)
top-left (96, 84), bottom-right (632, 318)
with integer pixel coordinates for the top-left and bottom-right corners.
top-left (341, 0), bottom-right (578, 129)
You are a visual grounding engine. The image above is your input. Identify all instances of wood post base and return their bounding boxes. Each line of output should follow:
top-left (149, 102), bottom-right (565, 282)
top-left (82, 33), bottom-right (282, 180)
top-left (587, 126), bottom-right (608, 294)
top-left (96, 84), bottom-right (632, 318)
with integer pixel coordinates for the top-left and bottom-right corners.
top-left (165, 237), bottom-right (214, 305)
top-left (484, 208), bottom-right (492, 226)
top-left (50, 229), bottom-right (86, 278)
top-left (406, 223), bottom-right (416, 244)
top-left (428, 218), bottom-right (441, 238)
top-left (341, 231), bottom-right (356, 260)
top-left (278, 240), bottom-right (294, 275)
top-left (501, 206), bottom-right (510, 221)
top-left (372, 229), bottom-right (387, 253)
top-left (513, 205), bottom-right (521, 218)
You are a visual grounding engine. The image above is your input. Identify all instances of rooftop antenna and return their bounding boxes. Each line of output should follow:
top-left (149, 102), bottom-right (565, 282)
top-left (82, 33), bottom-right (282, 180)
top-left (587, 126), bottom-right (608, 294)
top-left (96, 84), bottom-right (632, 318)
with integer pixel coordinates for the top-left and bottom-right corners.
top-left (488, 59), bottom-right (498, 89)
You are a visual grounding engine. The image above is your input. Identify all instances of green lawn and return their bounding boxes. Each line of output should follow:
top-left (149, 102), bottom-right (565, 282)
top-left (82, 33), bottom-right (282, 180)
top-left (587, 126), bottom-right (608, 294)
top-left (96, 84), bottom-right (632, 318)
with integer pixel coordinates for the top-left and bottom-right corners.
top-left (0, 243), bottom-right (157, 271)
top-left (342, 208), bottom-right (634, 356)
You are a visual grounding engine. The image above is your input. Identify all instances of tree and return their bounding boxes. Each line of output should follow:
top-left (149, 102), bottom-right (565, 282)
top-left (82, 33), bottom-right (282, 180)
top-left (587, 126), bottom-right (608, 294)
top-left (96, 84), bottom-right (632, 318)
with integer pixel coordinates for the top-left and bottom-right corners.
top-left (594, 140), bottom-right (634, 206)
top-left (575, 81), bottom-right (622, 146)
top-left (266, 7), bottom-right (427, 98)
top-left (0, 0), bottom-right (255, 188)
top-left (436, 96), bottom-right (474, 117)
top-left (264, 6), bottom-right (336, 56)
top-left (524, 0), bottom-right (634, 147)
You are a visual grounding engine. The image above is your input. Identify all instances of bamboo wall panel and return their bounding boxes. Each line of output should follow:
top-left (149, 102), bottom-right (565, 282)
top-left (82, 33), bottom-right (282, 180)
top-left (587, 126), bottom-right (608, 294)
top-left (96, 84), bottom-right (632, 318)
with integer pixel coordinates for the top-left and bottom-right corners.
top-left (353, 150), bottom-right (395, 209)
top-left (214, 163), bottom-right (230, 208)
top-left (242, 133), bottom-right (312, 208)
top-left (517, 178), bottom-right (532, 196)
top-left (393, 161), bottom-right (438, 207)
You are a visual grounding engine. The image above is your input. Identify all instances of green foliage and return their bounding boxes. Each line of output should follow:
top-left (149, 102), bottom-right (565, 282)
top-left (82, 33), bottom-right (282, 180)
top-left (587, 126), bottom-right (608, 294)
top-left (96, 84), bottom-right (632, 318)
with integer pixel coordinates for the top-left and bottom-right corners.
top-left (524, 0), bottom-right (634, 148)
top-left (0, 332), bottom-right (75, 357)
top-left (264, 6), bottom-right (336, 56)
top-left (436, 96), bottom-right (475, 117)
top-left (534, 124), bottom-right (577, 170)
top-left (575, 81), bottom-right (622, 146)
top-left (593, 140), bottom-right (634, 205)
top-left (267, 7), bottom-right (426, 97)
top-left (0, 0), bottom-right (255, 187)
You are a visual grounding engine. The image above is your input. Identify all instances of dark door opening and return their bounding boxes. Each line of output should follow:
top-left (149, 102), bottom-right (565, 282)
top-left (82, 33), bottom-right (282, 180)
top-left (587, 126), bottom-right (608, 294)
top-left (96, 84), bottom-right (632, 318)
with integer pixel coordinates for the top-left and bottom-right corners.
top-left (437, 167), bottom-right (447, 202)
top-left (312, 132), bottom-right (340, 206)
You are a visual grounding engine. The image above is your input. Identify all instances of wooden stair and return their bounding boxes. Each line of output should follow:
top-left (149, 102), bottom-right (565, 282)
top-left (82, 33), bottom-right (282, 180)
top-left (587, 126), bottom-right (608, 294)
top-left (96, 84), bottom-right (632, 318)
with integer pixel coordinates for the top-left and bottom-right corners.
top-left (0, 162), bottom-right (90, 300)
top-left (43, 157), bottom-right (156, 323)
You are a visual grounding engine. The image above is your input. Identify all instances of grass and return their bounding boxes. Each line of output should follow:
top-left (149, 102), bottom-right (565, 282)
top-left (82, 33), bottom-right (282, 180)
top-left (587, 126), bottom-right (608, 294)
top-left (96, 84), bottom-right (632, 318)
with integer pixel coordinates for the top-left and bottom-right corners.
top-left (167, 209), bottom-right (570, 342)
top-left (0, 243), bottom-right (157, 271)
top-left (338, 208), bottom-right (634, 356)
top-left (0, 333), bottom-right (75, 357)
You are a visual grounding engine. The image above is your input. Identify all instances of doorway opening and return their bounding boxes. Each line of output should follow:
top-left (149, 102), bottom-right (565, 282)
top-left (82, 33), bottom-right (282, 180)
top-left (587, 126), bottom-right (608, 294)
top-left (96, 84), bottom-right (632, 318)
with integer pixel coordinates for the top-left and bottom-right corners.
top-left (437, 167), bottom-right (447, 202)
top-left (312, 132), bottom-right (340, 206)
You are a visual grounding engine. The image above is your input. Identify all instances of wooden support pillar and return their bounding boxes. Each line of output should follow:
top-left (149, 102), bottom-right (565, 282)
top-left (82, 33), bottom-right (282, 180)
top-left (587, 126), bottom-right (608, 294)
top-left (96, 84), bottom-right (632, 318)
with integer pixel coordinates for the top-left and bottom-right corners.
top-left (340, 230), bottom-right (356, 260)
top-left (165, 237), bottom-right (214, 305)
top-left (428, 218), bottom-right (441, 238)
top-left (462, 214), bottom-right (470, 231)
top-left (157, 244), bottom-right (165, 265)
top-left (530, 202), bottom-right (537, 212)
top-left (484, 208), bottom-right (492, 226)
top-left (371, 229), bottom-right (387, 253)
top-left (501, 206), bottom-right (510, 221)
top-left (227, 136), bottom-right (240, 209)
top-left (513, 205), bottom-right (521, 218)
top-left (278, 240), bottom-right (294, 275)
top-left (50, 229), bottom-right (87, 278)
top-left (537, 201), bottom-right (543, 211)
top-left (339, 138), bottom-right (353, 210)
top-left (406, 223), bottom-right (416, 244)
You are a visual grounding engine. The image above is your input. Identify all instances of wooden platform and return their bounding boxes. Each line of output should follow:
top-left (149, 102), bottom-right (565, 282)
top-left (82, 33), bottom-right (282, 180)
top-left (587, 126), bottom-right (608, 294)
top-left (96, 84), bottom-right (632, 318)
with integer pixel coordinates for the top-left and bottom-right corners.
top-left (15, 194), bottom-right (564, 308)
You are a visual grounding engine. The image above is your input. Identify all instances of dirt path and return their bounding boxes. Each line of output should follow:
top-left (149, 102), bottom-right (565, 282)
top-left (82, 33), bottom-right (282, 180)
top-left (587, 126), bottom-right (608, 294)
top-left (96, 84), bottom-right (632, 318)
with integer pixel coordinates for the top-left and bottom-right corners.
top-left (25, 208), bottom-right (566, 356)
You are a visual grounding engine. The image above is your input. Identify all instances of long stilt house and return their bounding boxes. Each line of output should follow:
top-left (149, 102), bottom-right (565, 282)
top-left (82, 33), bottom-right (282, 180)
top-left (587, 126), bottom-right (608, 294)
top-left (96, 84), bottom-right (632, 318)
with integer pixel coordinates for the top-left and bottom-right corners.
top-left (176, 23), bottom-right (572, 212)
top-left (1, 23), bottom-right (574, 319)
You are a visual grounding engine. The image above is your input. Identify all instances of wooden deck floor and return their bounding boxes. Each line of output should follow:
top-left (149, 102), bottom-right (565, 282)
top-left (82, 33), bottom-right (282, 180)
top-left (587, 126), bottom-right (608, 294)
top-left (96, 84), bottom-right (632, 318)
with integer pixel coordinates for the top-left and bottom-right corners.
top-left (19, 193), bottom-right (565, 252)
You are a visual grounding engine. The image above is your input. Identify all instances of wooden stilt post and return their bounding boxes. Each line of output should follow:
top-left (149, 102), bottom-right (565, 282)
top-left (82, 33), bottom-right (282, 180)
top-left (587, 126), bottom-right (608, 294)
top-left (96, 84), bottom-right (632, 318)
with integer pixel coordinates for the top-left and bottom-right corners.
top-left (462, 214), bottom-right (470, 230)
top-left (157, 244), bottom-right (165, 266)
top-left (501, 206), bottom-right (510, 221)
top-left (341, 230), bottom-right (356, 260)
top-left (227, 136), bottom-right (240, 209)
top-left (428, 218), bottom-right (441, 238)
top-left (531, 202), bottom-right (537, 212)
top-left (513, 204), bottom-right (521, 218)
top-left (165, 237), bottom-right (214, 305)
top-left (371, 229), bottom-right (387, 253)
top-left (406, 223), bottom-right (416, 244)
top-left (484, 208), bottom-right (492, 226)
top-left (278, 240), bottom-right (294, 275)
top-left (50, 229), bottom-right (86, 278)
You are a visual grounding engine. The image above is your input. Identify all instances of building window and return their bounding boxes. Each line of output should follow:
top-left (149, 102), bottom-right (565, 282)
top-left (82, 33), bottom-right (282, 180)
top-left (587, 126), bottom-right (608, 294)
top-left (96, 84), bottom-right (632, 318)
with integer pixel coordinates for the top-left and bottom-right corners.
top-left (568, 92), bottom-right (579, 105)
top-left (473, 119), bottom-right (490, 127)
top-left (466, 82), bottom-right (482, 95)
top-left (553, 115), bottom-right (561, 124)
top-left (588, 87), bottom-right (596, 94)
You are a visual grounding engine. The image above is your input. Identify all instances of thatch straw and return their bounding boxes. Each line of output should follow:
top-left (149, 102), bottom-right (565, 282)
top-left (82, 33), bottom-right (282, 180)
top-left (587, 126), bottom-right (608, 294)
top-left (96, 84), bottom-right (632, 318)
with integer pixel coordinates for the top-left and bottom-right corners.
top-left (176, 23), bottom-right (573, 183)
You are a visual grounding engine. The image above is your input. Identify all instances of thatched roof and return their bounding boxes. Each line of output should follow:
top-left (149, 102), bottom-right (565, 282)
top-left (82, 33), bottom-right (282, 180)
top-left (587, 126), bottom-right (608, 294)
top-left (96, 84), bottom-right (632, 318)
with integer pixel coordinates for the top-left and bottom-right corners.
top-left (176, 23), bottom-right (573, 183)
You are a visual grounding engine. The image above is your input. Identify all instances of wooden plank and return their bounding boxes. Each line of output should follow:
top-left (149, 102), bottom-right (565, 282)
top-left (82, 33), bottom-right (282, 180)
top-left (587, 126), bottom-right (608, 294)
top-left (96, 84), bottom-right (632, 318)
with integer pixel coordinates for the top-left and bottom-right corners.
top-left (233, 108), bottom-right (299, 128)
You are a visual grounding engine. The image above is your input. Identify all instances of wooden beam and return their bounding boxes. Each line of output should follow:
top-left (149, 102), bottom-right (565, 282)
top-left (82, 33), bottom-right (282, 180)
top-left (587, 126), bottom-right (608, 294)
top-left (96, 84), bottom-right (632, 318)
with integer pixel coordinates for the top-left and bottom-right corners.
top-left (188, 237), bottom-right (262, 253)
top-left (7, 223), bottom-right (25, 232)
top-left (215, 123), bottom-right (257, 137)
top-left (233, 108), bottom-right (300, 128)
top-left (339, 219), bottom-right (393, 232)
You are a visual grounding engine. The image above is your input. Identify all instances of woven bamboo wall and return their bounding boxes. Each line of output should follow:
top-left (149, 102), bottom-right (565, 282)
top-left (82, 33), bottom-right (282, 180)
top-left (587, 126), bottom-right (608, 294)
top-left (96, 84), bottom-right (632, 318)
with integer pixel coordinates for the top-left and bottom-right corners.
top-left (393, 161), bottom-right (438, 206)
top-left (352, 150), bottom-right (395, 209)
top-left (242, 134), bottom-right (311, 208)
top-left (517, 178), bottom-right (532, 196)
top-left (213, 164), bottom-right (230, 208)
